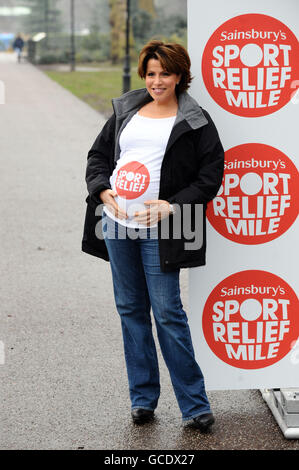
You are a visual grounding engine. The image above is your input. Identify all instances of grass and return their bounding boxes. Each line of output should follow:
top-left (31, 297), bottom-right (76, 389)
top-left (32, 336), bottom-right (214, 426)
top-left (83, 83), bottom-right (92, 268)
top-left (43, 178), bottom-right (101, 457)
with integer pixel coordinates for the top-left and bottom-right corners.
top-left (45, 67), bottom-right (145, 117)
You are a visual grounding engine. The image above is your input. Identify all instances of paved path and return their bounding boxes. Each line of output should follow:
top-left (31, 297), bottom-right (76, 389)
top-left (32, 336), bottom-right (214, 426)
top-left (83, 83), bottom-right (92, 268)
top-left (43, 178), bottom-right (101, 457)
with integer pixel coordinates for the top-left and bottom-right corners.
top-left (0, 53), bottom-right (298, 450)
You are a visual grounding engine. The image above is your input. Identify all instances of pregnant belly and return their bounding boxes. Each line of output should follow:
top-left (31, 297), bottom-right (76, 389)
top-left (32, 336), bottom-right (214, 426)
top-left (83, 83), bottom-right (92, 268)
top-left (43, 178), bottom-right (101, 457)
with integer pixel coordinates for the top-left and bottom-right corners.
top-left (108, 159), bottom-right (161, 226)
top-left (114, 161), bottom-right (150, 200)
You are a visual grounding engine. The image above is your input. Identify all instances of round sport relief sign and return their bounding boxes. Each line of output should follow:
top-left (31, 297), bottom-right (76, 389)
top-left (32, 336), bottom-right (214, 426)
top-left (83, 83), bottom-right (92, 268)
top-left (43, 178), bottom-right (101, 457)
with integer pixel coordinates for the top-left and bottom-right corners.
top-left (201, 13), bottom-right (299, 117)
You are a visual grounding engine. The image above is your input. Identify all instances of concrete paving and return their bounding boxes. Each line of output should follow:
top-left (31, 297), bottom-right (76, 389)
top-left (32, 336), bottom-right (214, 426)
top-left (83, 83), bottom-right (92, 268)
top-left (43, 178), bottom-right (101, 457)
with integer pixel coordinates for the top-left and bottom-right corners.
top-left (0, 52), bottom-right (298, 450)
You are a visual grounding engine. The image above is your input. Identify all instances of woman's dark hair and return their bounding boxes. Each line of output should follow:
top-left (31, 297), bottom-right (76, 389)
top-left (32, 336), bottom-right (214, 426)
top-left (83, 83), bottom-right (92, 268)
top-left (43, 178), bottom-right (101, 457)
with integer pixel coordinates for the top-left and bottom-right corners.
top-left (138, 40), bottom-right (193, 95)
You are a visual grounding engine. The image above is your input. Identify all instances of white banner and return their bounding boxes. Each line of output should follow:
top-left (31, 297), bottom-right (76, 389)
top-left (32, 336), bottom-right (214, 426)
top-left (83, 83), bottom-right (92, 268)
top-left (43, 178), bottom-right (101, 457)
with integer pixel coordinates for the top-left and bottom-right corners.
top-left (187, 0), bottom-right (299, 389)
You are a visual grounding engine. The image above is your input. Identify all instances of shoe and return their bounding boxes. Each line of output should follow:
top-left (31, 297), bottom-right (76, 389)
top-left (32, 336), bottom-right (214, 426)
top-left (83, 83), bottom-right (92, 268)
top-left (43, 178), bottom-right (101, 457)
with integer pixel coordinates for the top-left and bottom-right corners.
top-left (191, 413), bottom-right (215, 432)
top-left (131, 408), bottom-right (154, 424)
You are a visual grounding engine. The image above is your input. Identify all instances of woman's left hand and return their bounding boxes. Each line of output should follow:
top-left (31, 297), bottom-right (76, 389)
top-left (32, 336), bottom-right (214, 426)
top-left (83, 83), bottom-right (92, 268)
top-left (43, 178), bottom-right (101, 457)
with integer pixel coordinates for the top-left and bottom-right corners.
top-left (133, 200), bottom-right (172, 226)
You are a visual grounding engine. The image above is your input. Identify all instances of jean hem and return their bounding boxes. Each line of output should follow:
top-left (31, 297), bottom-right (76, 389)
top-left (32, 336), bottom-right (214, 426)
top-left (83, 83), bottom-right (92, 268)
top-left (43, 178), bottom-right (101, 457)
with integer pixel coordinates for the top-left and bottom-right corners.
top-left (131, 406), bottom-right (156, 412)
top-left (182, 409), bottom-right (212, 422)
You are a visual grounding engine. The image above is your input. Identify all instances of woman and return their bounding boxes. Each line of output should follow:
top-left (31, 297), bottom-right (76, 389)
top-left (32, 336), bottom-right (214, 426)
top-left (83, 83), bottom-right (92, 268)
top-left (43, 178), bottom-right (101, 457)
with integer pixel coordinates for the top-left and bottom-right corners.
top-left (82, 40), bottom-right (224, 431)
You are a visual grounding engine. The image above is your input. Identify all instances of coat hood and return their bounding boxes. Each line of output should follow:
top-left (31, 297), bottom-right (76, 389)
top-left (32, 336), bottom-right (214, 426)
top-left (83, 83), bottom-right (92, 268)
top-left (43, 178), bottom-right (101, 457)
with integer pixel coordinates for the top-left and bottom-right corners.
top-left (112, 88), bottom-right (208, 130)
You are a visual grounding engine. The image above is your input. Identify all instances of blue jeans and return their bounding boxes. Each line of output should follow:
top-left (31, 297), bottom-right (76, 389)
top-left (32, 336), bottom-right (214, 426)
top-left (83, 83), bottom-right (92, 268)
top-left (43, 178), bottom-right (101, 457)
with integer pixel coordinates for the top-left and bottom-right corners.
top-left (103, 214), bottom-right (211, 421)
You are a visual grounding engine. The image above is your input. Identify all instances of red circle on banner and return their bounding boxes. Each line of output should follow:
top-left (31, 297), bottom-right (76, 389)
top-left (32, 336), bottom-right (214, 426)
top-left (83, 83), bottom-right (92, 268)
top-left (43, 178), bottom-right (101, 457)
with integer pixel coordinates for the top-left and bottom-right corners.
top-left (115, 161), bottom-right (150, 199)
top-left (206, 143), bottom-right (298, 244)
top-left (201, 14), bottom-right (299, 117)
top-left (202, 270), bottom-right (299, 369)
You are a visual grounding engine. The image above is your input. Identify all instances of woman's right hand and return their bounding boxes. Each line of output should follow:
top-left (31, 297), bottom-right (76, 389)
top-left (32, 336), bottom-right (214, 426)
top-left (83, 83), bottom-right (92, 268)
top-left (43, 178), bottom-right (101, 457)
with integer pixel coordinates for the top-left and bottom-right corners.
top-left (99, 189), bottom-right (128, 220)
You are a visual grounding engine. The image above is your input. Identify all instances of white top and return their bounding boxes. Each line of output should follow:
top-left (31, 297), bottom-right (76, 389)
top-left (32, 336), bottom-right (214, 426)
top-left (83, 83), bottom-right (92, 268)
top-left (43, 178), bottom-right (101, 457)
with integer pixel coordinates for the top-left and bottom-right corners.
top-left (104, 112), bottom-right (176, 228)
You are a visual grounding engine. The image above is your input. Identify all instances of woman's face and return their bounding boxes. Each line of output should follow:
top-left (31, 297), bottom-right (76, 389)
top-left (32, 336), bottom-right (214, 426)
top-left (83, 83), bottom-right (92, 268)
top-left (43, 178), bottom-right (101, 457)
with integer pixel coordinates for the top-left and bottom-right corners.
top-left (145, 58), bottom-right (181, 104)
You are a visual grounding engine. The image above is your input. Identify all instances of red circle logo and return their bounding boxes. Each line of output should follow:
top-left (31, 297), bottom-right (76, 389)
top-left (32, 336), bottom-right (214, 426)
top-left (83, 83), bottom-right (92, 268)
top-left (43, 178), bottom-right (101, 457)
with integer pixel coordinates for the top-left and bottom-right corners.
top-left (202, 14), bottom-right (299, 117)
top-left (115, 161), bottom-right (150, 199)
top-left (202, 270), bottom-right (299, 369)
top-left (207, 143), bottom-right (298, 244)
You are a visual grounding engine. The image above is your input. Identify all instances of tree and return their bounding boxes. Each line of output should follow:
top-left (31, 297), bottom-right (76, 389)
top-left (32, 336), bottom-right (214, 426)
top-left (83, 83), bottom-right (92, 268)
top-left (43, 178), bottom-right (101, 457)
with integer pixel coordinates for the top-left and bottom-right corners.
top-left (108, 0), bottom-right (127, 64)
top-left (151, 13), bottom-right (187, 40)
top-left (137, 0), bottom-right (156, 17)
top-left (131, 0), bottom-right (153, 46)
top-left (89, 0), bottom-right (103, 35)
top-left (132, 8), bottom-right (153, 45)
top-left (108, 0), bottom-right (186, 64)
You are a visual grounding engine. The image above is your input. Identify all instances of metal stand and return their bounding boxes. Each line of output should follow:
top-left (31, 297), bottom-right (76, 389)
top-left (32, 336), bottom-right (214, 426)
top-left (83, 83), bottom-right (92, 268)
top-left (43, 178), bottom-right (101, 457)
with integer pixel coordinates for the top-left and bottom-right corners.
top-left (260, 389), bottom-right (299, 439)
